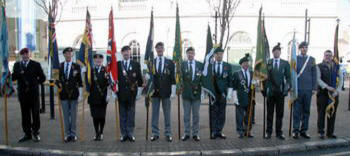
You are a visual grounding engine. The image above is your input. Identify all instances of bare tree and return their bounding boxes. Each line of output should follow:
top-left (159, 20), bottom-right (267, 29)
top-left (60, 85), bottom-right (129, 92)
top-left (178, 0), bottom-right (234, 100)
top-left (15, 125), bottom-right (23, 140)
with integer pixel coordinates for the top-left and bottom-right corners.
top-left (207, 0), bottom-right (241, 50)
top-left (34, 0), bottom-right (67, 24)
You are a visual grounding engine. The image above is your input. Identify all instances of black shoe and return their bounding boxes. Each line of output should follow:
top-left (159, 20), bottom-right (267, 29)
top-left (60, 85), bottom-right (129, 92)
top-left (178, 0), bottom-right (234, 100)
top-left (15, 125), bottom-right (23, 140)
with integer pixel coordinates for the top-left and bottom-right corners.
top-left (64, 136), bottom-right (71, 143)
top-left (193, 135), bottom-right (200, 141)
top-left (99, 134), bottom-right (104, 141)
top-left (93, 134), bottom-right (99, 141)
top-left (128, 136), bottom-right (135, 142)
top-left (33, 135), bottom-right (41, 142)
top-left (18, 135), bottom-right (32, 142)
top-left (150, 135), bottom-right (159, 141)
top-left (246, 133), bottom-right (254, 138)
top-left (166, 136), bottom-right (173, 142)
top-left (276, 134), bottom-right (285, 140)
top-left (238, 134), bottom-right (244, 139)
top-left (39, 109), bottom-right (45, 114)
top-left (265, 133), bottom-right (272, 139)
top-left (181, 135), bottom-right (190, 141)
top-left (327, 134), bottom-right (337, 139)
top-left (292, 133), bottom-right (299, 139)
top-left (120, 136), bottom-right (128, 142)
top-left (300, 133), bottom-right (311, 139)
top-left (320, 133), bottom-right (325, 139)
top-left (210, 133), bottom-right (217, 139)
top-left (71, 136), bottom-right (77, 142)
top-left (217, 133), bottom-right (226, 139)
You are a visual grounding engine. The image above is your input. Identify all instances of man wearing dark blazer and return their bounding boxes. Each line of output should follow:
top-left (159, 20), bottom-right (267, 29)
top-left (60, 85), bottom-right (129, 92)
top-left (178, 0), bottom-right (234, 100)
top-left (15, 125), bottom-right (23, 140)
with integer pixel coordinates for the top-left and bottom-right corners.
top-left (150, 42), bottom-right (175, 142)
top-left (12, 48), bottom-right (46, 142)
top-left (57, 47), bottom-right (83, 142)
top-left (232, 54), bottom-right (253, 139)
top-left (265, 43), bottom-right (291, 140)
top-left (117, 46), bottom-right (143, 142)
top-left (210, 48), bottom-right (233, 139)
top-left (181, 47), bottom-right (203, 141)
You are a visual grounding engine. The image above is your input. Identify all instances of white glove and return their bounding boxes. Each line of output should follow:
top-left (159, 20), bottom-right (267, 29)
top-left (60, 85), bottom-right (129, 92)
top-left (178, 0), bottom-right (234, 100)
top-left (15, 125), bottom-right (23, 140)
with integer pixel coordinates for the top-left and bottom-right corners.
top-left (106, 89), bottom-right (112, 103)
top-left (226, 88), bottom-right (233, 101)
top-left (112, 92), bottom-right (118, 100)
top-left (78, 88), bottom-right (83, 102)
top-left (233, 90), bottom-right (239, 105)
top-left (252, 79), bottom-right (258, 86)
top-left (145, 73), bottom-right (150, 81)
top-left (332, 91), bottom-right (338, 97)
top-left (136, 87), bottom-right (142, 99)
top-left (81, 66), bottom-right (86, 73)
top-left (201, 90), bottom-right (205, 101)
top-left (326, 86), bottom-right (336, 92)
top-left (171, 85), bottom-right (176, 98)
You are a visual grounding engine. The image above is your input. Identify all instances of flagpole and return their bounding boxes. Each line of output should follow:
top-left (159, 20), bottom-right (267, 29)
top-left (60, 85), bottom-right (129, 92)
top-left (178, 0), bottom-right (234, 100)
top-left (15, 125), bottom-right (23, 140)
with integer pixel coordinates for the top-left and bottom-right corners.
top-left (3, 86), bottom-right (9, 145)
top-left (145, 97), bottom-right (150, 141)
top-left (245, 84), bottom-right (255, 137)
top-left (177, 93), bottom-right (181, 140)
top-left (79, 93), bottom-right (86, 141)
top-left (114, 99), bottom-right (120, 141)
top-left (263, 95), bottom-right (266, 138)
top-left (289, 101), bottom-right (293, 136)
top-left (57, 88), bottom-right (65, 141)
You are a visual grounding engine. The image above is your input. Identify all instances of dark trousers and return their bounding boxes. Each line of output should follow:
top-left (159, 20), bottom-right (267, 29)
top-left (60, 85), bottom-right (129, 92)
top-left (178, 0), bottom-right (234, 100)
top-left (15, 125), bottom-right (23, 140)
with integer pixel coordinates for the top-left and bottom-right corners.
top-left (93, 117), bottom-right (105, 135)
top-left (235, 105), bottom-right (250, 135)
top-left (266, 93), bottom-right (285, 135)
top-left (210, 96), bottom-right (226, 135)
top-left (316, 93), bottom-right (338, 136)
top-left (18, 91), bottom-right (40, 136)
top-left (293, 89), bottom-right (312, 133)
top-left (118, 98), bottom-right (136, 137)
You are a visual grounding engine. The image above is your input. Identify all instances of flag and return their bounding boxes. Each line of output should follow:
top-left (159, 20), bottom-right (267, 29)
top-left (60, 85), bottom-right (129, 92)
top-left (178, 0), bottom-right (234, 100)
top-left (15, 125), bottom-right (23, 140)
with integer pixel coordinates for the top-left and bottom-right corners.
top-left (254, 7), bottom-right (268, 81)
top-left (0, 4), bottom-right (13, 96)
top-left (173, 4), bottom-right (182, 94)
top-left (262, 16), bottom-right (270, 64)
top-left (48, 7), bottom-right (60, 80)
top-left (202, 25), bottom-right (216, 101)
top-left (77, 9), bottom-right (93, 94)
top-left (288, 32), bottom-right (298, 108)
top-left (326, 21), bottom-right (340, 118)
top-left (143, 9), bottom-right (155, 100)
top-left (106, 8), bottom-right (118, 92)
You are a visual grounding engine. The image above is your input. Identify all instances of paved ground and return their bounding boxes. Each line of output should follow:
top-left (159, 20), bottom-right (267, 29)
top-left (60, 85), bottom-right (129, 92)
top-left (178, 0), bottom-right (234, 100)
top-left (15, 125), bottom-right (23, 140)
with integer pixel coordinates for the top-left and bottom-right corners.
top-left (1, 81), bottom-right (350, 154)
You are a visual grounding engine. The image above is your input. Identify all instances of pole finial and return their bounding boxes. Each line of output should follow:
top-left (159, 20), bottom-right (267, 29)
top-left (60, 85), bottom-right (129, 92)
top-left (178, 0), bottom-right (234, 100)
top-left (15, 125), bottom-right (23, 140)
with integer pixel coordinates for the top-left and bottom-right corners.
top-left (336, 18), bottom-right (340, 24)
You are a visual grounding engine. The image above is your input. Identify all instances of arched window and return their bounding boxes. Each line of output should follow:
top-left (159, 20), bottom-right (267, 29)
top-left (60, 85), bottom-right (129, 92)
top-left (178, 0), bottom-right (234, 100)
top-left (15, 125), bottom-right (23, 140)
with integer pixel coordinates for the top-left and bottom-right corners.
top-left (227, 31), bottom-right (253, 69)
top-left (129, 40), bottom-right (141, 63)
top-left (182, 38), bottom-right (192, 60)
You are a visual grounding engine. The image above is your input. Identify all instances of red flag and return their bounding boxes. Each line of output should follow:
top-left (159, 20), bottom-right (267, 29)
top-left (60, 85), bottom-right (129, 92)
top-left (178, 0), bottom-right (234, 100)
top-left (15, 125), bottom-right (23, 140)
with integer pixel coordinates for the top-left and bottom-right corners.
top-left (106, 8), bottom-right (118, 92)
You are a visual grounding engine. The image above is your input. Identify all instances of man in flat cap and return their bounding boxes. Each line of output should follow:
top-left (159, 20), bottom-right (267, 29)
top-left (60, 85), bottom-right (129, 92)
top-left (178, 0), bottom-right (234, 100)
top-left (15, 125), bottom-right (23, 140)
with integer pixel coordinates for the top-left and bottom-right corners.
top-left (12, 48), bottom-right (46, 142)
top-left (232, 54), bottom-right (253, 138)
top-left (57, 47), bottom-right (83, 142)
top-left (293, 41), bottom-right (316, 139)
top-left (210, 48), bottom-right (233, 139)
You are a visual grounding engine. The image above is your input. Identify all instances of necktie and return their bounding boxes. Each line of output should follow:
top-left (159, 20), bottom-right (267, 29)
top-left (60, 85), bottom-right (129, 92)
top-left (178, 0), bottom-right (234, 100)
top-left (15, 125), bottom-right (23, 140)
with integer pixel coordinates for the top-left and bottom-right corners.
top-left (216, 62), bottom-right (221, 76)
top-left (189, 61), bottom-right (193, 80)
top-left (244, 70), bottom-right (248, 85)
top-left (65, 63), bottom-right (69, 79)
top-left (158, 58), bottom-right (162, 74)
top-left (274, 59), bottom-right (278, 70)
top-left (124, 61), bottom-right (128, 70)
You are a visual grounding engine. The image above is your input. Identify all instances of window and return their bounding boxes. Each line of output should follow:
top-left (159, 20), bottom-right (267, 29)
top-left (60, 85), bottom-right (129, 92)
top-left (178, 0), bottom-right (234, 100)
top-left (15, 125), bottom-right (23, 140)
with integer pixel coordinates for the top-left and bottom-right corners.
top-left (129, 40), bottom-right (141, 63)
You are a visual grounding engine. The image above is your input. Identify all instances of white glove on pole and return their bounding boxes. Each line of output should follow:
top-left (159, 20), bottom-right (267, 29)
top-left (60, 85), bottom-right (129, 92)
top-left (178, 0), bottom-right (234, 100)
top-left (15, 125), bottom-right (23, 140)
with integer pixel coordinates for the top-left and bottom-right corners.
top-left (112, 91), bottom-right (118, 100)
top-left (106, 88), bottom-right (111, 103)
top-left (332, 91), bottom-right (338, 97)
top-left (145, 73), bottom-right (150, 81)
top-left (233, 90), bottom-right (239, 105)
top-left (226, 88), bottom-right (233, 101)
top-left (78, 88), bottom-right (83, 102)
top-left (201, 90), bottom-right (205, 101)
top-left (136, 87), bottom-right (142, 100)
top-left (81, 66), bottom-right (87, 73)
top-left (171, 85), bottom-right (176, 98)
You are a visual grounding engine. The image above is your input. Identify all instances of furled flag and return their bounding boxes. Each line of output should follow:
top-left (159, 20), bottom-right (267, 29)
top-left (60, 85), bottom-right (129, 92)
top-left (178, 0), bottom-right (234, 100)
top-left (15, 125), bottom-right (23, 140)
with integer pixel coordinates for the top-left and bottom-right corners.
top-left (202, 25), bottom-right (216, 101)
top-left (288, 32), bottom-right (298, 108)
top-left (77, 9), bottom-right (93, 94)
top-left (143, 9), bottom-right (155, 102)
top-left (254, 7), bottom-right (268, 81)
top-left (0, 3), bottom-right (13, 96)
top-left (106, 8), bottom-right (118, 92)
top-left (48, 7), bottom-right (60, 80)
top-left (173, 4), bottom-right (183, 94)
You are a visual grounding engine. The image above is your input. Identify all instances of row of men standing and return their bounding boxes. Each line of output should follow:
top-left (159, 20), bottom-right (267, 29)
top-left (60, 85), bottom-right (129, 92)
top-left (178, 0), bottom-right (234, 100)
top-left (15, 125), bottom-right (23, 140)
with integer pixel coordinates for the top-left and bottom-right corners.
top-left (12, 40), bottom-right (342, 143)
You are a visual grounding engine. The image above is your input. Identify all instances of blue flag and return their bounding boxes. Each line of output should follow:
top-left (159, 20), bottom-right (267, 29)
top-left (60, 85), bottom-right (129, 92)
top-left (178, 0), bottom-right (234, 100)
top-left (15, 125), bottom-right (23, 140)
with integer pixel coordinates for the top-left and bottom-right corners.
top-left (288, 32), bottom-right (298, 107)
top-left (48, 8), bottom-right (60, 80)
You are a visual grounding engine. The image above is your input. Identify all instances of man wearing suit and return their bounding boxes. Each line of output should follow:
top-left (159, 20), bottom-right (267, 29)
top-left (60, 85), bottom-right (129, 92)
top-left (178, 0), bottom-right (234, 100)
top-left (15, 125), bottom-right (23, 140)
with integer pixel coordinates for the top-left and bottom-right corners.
top-left (210, 48), bottom-right (233, 139)
top-left (151, 42), bottom-right (175, 142)
top-left (265, 43), bottom-right (291, 140)
top-left (12, 48), bottom-right (46, 142)
top-left (233, 54), bottom-right (253, 139)
top-left (181, 47), bottom-right (203, 141)
top-left (57, 47), bottom-right (83, 142)
top-left (117, 46), bottom-right (143, 142)
top-left (293, 41), bottom-right (317, 139)
top-left (316, 50), bottom-right (343, 139)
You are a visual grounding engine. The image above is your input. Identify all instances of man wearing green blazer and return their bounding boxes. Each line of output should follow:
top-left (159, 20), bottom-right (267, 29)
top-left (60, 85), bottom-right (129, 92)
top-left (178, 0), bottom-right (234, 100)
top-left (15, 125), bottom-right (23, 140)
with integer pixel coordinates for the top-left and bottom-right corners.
top-left (181, 47), bottom-right (203, 141)
top-left (265, 43), bottom-right (291, 140)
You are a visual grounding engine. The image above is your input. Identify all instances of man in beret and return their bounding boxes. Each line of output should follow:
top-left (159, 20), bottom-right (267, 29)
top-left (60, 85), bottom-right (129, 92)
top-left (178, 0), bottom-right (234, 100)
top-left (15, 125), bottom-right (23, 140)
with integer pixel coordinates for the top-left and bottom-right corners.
top-left (265, 43), bottom-right (291, 140)
top-left (210, 48), bottom-right (233, 139)
top-left (57, 47), bottom-right (83, 142)
top-left (293, 41), bottom-right (316, 139)
top-left (117, 45), bottom-right (143, 142)
top-left (232, 54), bottom-right (253, 138)
top-left (12, 48), bottom-right (46, 142)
